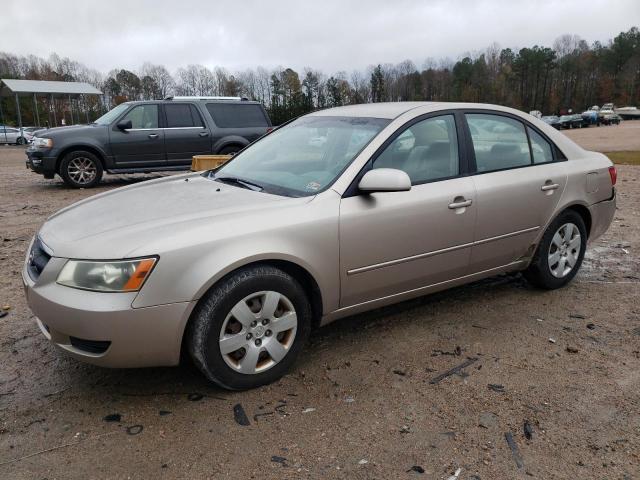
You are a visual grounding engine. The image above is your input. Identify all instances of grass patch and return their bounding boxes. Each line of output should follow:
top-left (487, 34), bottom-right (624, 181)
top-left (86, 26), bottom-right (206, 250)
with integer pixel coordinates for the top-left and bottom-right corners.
top-left (604, 151), bottom-right (640, 165)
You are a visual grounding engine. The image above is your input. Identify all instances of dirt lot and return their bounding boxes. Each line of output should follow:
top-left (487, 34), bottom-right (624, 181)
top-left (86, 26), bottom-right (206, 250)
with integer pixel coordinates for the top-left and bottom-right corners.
top-left (1, 123), bottom-right (639, 479)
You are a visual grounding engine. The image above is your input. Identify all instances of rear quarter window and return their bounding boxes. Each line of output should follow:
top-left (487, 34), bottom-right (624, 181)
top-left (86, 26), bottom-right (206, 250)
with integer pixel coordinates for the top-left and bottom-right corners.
top-left (206, 103), bottom-right (268, 128)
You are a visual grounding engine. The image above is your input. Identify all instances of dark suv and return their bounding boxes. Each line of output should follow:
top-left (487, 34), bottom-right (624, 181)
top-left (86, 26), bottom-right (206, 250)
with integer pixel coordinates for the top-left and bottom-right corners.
top-left (25, 97), bottom-right (273, 188)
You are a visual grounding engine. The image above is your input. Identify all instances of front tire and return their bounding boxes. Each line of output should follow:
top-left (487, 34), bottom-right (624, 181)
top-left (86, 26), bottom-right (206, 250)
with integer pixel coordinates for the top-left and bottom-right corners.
top-left (16, 136), bottom-right (25, 145)
top-left (523, 210), bottom-right (587, 289)
top-left (187, 265), bottom-right (312, 390)
top-left (59, 150), bottom-right (103, 188)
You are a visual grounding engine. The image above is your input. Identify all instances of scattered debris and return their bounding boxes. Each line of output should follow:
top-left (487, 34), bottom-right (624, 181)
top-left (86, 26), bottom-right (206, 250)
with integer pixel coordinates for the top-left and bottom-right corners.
top-left (400, 425), bottom-right (410, 434)
top-left (479, 412), bottom-right (498, 429)
top-left (566, 346), bottom-right (579, 354)
top-left (569, 314), bottom-right (586, 319)
top-left (233, 404), bottom-right (250, 426)
top-left (0, 431), bottom-right (118, 467)
top-left (548, 338), bottom-right (557, 344)
top-left (187, 393), bottom-right (204, 401)
top-left (271, 455), bottom-right (287, 465)
top-left (103, 413), bottom-right (121, 423)
top-left (126, 425), bottom-right (143, 435)
top-left (159, 410), bottom-right (171, 416)
top-left (0, 311), bottom-right (8, 319)
top-left (524, 421), bottom-right (534, 440)
top-left (447, 467), bottom-right (462, 480)
top-left (344, 396), bottom-right (355, 403)
top-left (302, 407), bottom-right (316, 413)
top-left (406, 465), bottom-right (425, 474)
top-left (358, 459), bottom-right (368, 465)
top-left (253, 412), bottom-right (275, 422)
top-left (488, 384), bottom-right (505, 393)
top-left (504, 432), bottom-right (524, 469)
top-left (392, 369), bottom-right (406, 376)
top-left (429, 357), bottom-right (478, 384)
top-left (586, 323), bottom-right (596, 330)
top-left (431, 346), bottom-right (462, 357)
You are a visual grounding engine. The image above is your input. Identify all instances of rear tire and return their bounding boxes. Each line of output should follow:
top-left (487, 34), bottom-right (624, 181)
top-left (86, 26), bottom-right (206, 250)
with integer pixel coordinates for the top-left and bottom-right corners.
top-left (16, 136), bottom-right (25, 145)
top-left (523, 210), bottom-right (587, 289)
top-left (187, 265), bottom-right (312, 390)
top-left (219, 145), bottom-right (242, 155)
top-left (59, 150), bottom-right (103, 188)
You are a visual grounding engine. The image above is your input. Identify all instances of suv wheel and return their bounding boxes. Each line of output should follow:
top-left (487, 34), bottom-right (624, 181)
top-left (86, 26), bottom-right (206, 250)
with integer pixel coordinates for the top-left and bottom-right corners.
top-left (219, 145), bottom-right (241, 155)
top-left (60, 150), bottom-right (103, 188)
top-left (187, 265), bottom-right (311, 390)
top-left (523, 210), bottom-right (587, 289)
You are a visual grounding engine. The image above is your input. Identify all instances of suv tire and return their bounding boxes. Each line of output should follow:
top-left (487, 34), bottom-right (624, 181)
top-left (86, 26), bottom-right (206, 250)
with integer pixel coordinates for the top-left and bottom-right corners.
top-left (187, 265), bottom-right (311, 390)
top-left (523, 210), bottom-right (587, 290)
top-left (60, 150), bottom-right (103, 188)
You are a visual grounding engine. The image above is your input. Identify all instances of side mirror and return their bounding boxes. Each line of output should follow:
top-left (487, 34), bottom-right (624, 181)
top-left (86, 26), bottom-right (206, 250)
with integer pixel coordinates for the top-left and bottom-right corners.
top-left (358, 168), bottom-right (411, 193)
top-left (116, 120), bottom-right (132, 130)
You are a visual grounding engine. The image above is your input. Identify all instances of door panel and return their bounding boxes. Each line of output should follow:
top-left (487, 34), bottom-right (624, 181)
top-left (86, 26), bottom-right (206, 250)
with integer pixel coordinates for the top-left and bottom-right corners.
top-left (339, 177), bottom-right (476, 307)
top-left (464, 112), bottom-right (568, 271)
top-left (110, 104), bottom-right (165, 166)
top-left (164, 103), bottom-right (212, 166)
top-left (470, 159), bottom-right (567, 271)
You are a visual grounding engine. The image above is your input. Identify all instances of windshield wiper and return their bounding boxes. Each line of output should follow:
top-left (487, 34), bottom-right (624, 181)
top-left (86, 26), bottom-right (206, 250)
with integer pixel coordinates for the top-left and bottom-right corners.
top-left (215, 176), bottom-right (264, 192)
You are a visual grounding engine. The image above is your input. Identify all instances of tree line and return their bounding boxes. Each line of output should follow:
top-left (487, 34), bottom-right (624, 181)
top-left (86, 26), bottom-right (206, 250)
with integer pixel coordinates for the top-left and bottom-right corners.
top-left (1, 27), bottom-right (638, 126)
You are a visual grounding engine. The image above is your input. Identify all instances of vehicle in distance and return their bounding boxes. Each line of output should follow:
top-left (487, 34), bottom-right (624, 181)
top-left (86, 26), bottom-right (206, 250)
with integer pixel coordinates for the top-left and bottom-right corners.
top-left (25, 96), bottom-right (272, 188)
top-left (541, 115), bottom-right (561, 129)
top-left (23, 102), bottom-right (617, 390)
top-left (1, 126), bottom-right (32, 144)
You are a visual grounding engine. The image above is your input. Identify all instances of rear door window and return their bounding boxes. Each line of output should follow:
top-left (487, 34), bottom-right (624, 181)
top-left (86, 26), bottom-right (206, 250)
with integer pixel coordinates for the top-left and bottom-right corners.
top-left (206, 103), bottom-right (268, 128)
top-left (528, 127), bottom-right (554, 164)
top-left (165, 103), bottom-right (204, 128)
top-left (466, 114), bottom-right (531, 172)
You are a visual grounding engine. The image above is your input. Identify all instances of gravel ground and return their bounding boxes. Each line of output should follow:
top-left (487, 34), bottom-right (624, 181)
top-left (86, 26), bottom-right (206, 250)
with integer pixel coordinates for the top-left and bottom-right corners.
top-left (1, 124), bottom-right (639, 479)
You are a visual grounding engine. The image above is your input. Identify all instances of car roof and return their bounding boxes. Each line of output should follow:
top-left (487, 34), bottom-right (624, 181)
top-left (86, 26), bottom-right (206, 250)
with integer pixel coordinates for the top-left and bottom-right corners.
top-left (308, 102), bottom-right (537, 119)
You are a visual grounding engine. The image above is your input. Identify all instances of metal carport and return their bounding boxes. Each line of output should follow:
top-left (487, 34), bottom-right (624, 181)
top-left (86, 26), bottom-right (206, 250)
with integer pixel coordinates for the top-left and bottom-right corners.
top-left (0, 79), bottom-right (103, 133)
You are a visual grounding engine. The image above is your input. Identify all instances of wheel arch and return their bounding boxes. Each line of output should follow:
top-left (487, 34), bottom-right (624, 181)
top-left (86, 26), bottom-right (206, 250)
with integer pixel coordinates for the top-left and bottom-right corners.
top-left (179, 258), bottom-right (324, 362)
top-left (56, 145), bottom-right (106, 173)
top-left (564, 203), bottom-right (592, 239)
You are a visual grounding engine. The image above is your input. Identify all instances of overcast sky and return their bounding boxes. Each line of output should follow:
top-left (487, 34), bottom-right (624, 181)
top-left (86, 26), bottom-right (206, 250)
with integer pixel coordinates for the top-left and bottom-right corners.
top-left (2, 0), bottom-right (638, 74)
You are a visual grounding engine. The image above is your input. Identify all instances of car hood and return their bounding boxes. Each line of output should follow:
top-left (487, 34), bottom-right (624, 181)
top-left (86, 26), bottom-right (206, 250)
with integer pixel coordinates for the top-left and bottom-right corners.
top-left (37, 124), bottom-right (104, 139)
top-left (39, 173), bottom-right (311, 259)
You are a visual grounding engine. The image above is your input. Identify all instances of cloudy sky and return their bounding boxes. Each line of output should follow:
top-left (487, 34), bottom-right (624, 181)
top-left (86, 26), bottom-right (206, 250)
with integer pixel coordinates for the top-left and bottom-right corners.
top-left (2, 0), bottom-right (638, 74)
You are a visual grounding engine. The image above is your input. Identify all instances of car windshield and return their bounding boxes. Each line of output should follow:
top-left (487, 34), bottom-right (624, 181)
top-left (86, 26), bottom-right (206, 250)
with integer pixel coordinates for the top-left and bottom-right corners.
top-left (93, 103), bottom-right (130, 125)
top-left (212, 116), bottom-right (389, 197)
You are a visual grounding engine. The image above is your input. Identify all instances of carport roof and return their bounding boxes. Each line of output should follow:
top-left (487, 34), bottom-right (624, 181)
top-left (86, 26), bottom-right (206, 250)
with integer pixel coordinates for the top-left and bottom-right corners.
top-left (0, 78), bottom-right (103, 97)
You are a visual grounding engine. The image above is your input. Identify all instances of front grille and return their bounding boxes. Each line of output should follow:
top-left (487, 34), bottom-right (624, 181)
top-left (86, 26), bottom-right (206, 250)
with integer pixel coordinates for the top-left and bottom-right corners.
top-left (69, 336), bottom-right (111, 354)
top-left (27, 237), bottom-right (51, 281)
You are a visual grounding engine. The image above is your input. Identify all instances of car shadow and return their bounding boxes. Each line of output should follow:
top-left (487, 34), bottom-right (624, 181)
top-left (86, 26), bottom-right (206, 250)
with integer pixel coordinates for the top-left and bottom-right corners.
top-left (62, 271), bottom-right (531, 398)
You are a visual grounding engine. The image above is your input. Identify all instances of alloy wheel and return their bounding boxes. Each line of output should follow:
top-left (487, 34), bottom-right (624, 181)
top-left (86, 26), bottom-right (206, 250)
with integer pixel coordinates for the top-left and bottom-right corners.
top-left (548, 222), bottom-right (581, 278)
top-left (219, 291), bottom-right (297, 374)
top-left (67, 157), bottom-right (97, 185)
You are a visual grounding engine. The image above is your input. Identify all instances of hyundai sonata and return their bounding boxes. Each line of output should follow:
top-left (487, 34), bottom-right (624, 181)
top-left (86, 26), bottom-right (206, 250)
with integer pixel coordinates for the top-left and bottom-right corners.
top-left (23, 102), bottom-right (616, 390)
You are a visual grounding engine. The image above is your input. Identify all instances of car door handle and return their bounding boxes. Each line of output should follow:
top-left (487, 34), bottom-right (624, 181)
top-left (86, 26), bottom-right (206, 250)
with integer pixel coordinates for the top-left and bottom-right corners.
top-left (448, 198), bottom-right (473, 209)
top-left (541, 183), bottom-right (559, 191)
top-left (148, 133), bottom-right (159, 139)
top-left (199, 132), bottom-right (209, 137)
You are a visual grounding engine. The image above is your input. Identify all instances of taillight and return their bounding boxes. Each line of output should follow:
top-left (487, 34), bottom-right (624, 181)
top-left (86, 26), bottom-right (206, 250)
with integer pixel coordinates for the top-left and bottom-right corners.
top-left (608, 166), bottom-right (617, 186)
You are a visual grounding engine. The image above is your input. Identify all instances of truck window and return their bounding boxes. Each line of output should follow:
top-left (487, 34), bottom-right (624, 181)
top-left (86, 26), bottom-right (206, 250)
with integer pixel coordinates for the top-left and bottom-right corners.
top-left (165, 103), bottom-right (204, 128)
top-left (206, 103), bottom-right (268, 128)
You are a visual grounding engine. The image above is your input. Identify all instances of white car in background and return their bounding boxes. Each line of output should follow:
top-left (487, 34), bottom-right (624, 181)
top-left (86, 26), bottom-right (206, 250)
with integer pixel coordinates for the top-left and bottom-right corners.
top-left (0, 126), bottom-right (33, 145)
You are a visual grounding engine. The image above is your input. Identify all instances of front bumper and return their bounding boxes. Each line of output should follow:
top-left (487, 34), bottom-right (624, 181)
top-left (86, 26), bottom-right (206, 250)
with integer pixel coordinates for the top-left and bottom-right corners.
top-left (588, 188), bottom-right (616, 242)
top-left (22, 255), bottom-right (196, 368)
top-left (25, 149), bottom-right (57, 178)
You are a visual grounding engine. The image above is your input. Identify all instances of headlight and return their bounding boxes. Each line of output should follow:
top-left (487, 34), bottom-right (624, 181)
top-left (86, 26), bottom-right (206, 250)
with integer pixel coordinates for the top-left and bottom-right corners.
top-left (57, 258), bottom-right (157, 292)
top-left (32, 137), bottom-right (53, 149)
